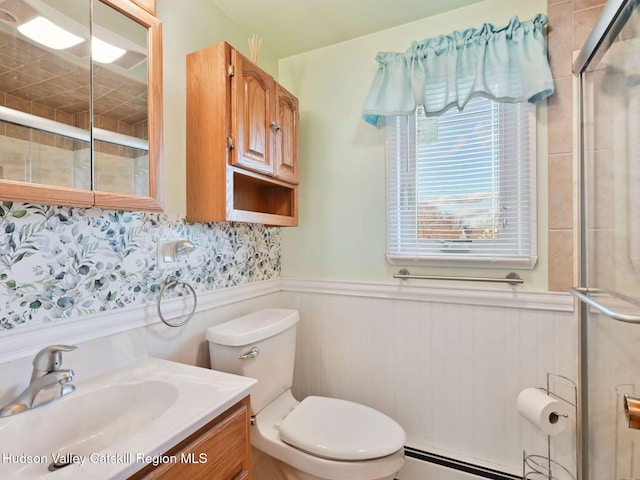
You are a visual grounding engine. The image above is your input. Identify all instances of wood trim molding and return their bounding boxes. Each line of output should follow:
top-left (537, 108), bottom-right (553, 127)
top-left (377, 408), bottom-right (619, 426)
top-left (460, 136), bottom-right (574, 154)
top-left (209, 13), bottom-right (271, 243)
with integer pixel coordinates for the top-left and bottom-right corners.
top-left (129, 0), bottom-right (156, 15)
top-left (280, 277), bottom-right (574, 312)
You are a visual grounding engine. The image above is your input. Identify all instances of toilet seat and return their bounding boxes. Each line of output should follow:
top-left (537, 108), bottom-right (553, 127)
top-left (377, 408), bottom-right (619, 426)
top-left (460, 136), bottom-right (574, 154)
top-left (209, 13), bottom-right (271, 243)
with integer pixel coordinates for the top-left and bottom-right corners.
top-left (252, 390), bottom-right (405, 480)
top-left (279, 395), bottom-right (406, 461)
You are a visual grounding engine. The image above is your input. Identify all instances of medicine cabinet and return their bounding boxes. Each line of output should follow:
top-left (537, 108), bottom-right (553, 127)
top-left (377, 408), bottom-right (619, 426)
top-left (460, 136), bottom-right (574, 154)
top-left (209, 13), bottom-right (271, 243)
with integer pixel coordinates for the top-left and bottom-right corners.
top-left (0, 0), bottom-right (163, 211)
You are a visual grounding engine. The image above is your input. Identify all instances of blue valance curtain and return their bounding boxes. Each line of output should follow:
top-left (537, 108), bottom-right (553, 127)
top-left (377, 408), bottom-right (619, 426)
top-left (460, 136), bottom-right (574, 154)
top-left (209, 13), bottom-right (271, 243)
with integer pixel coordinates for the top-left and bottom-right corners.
top-left (362, 14), bottom-right (554, 127)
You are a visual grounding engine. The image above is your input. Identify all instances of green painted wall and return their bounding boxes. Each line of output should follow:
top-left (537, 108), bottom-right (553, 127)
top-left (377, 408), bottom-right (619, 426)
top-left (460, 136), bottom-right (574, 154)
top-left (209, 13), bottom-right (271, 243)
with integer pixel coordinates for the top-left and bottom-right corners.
top-left (157, 0), bottom-right (278, 215)
top-left (278, 0), bottom-right (550, 289)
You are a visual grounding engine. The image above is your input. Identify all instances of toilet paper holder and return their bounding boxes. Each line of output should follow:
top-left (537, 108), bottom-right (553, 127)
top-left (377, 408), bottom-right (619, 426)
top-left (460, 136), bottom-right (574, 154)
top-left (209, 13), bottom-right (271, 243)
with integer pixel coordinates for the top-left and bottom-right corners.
top-left (547, 408), bottom-right (569, 425)
top-left (522, 373), bottom-right (577, 480)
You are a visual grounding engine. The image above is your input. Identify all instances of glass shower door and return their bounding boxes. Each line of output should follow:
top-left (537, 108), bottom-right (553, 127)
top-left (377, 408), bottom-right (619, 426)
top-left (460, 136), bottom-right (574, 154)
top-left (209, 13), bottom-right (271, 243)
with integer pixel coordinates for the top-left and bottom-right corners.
top-left (573, 1), bottom-right (640, 479)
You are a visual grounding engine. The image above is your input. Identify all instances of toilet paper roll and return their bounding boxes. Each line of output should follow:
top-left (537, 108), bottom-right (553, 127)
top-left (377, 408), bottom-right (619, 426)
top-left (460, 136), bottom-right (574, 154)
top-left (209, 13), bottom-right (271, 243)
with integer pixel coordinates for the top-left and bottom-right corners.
top-left (517, 388), bottom-right (568, 436)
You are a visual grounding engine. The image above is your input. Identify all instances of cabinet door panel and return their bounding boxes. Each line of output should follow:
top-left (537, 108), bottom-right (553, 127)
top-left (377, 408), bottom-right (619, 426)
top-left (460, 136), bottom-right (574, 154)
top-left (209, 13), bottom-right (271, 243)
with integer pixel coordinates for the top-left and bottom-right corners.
top-left (0, 0), bottom-right (163, 212)
top-left (231, 51), bottom-right (273, 176)
top-left (132, 400), bottom-right (250, 480)
top-left (274, 85), bottom-right (298, 184)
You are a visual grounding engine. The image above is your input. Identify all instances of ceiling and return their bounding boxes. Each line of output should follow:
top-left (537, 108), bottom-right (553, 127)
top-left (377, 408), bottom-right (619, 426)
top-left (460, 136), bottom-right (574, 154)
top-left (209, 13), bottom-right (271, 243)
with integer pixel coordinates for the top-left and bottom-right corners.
top-left (0, 29), bottom-right (147, 125)
top-left (209, 0), bottom-right (485, 58)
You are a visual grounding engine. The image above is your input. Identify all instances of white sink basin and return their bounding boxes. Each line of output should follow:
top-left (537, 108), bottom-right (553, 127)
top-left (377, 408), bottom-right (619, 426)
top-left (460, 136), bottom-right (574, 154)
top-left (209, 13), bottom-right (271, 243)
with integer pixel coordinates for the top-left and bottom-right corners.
top-left (1, 380), bottom-right (178, 473)
top-left (0, 357), bottom-right (257, 479)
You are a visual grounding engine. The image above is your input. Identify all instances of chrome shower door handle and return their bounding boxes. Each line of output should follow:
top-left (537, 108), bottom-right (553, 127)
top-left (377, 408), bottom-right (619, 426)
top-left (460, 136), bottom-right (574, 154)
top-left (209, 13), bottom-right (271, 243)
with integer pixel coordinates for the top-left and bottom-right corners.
top-left (238, 346), bottom-right (259, 359)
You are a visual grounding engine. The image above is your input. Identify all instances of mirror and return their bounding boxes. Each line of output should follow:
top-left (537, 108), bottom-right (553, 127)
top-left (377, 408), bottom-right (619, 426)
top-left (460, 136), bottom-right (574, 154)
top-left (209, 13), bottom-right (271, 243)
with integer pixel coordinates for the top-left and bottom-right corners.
top-left (0, 0), bottom-right (163, 211)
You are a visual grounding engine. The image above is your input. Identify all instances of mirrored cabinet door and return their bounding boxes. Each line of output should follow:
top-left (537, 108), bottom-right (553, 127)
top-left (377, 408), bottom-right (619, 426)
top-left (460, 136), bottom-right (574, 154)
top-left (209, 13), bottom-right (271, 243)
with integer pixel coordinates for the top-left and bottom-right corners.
top-left (0, 0), bottom-right (163, 211)
top-left (93, 0), bottom-right (163, 211)
top-left (0, 0), bottom-right (93, 205)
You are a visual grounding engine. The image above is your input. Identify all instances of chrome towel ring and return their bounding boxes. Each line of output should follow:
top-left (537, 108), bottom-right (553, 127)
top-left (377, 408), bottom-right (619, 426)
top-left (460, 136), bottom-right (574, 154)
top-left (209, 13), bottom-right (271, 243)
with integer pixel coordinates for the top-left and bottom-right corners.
top-left (156, 277), bottom-right (197, 327)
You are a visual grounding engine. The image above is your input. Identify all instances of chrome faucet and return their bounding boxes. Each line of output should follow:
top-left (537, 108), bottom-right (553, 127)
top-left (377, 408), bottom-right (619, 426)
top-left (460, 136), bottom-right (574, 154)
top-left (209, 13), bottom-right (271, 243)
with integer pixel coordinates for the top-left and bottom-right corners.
top-left (0, 345), bottom-right (77, 417)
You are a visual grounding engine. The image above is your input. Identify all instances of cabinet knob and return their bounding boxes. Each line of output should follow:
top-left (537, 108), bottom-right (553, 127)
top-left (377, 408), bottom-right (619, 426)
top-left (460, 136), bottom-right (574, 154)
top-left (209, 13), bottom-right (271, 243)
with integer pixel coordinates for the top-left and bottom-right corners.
top-left (270, 122), bottom-right (282, 132)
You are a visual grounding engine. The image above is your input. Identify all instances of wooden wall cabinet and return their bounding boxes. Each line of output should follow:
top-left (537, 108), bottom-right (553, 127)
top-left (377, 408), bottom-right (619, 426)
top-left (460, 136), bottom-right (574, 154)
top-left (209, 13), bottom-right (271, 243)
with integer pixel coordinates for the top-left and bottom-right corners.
top-left (187, 42), bottom-right (298, 226)
top-left (130, 397), bottom-right (251, 480)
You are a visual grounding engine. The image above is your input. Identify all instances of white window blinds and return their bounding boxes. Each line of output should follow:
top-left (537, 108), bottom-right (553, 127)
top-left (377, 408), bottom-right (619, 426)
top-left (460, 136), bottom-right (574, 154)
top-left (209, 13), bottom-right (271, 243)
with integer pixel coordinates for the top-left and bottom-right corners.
top-left (386, 97), bottom-right (537, 268)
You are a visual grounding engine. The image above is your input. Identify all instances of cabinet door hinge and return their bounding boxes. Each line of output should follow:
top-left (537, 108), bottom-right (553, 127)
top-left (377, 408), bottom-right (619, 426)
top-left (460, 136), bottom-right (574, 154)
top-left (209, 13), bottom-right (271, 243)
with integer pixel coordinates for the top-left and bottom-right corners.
top-left (228, 64), bottom-right (235, 77)
top-left (227, 135), bottom-right (235, 149)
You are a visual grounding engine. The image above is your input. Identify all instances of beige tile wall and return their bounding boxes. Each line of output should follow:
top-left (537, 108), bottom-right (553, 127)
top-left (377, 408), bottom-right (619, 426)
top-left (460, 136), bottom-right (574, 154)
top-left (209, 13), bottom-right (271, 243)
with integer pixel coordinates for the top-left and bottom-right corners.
top-left (547, 0), bottom-right (606, 291)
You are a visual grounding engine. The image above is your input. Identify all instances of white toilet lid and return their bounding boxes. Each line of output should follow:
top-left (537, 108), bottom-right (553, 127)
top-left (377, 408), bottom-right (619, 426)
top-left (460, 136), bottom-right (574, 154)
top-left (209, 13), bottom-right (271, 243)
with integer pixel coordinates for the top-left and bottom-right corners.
top-left (278, 396), bottom-right (405, 461)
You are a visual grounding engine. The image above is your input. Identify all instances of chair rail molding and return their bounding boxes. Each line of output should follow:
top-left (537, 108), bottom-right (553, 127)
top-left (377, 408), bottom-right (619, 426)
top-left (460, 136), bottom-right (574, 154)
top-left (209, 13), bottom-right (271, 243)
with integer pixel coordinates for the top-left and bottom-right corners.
top-left (280, 278), bottom-right (574, 312)
top-left (0, 278), bottom-right (282, 364)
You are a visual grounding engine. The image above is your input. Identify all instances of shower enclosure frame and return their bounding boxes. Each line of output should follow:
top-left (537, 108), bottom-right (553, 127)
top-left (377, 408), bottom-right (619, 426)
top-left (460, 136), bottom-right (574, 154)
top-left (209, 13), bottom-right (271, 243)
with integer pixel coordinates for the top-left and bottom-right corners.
top-left (572, 1), bottom-right (640, 479)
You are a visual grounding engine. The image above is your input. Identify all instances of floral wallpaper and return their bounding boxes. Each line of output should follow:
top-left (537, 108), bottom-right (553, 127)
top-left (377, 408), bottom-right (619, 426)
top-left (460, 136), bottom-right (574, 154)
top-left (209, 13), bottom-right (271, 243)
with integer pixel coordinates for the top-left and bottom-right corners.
top-left (0, 202), bottom-right (280, 330)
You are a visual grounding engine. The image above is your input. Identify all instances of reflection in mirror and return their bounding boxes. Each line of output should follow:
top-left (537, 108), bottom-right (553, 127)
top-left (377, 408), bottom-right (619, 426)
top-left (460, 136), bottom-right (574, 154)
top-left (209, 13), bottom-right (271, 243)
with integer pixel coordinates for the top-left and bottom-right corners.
top-left (93, 0), bottom-right (150, 196)
top-left (0, 0), bottom-right (91, 190)
top-left (0, 0), bottom-right (162, 211)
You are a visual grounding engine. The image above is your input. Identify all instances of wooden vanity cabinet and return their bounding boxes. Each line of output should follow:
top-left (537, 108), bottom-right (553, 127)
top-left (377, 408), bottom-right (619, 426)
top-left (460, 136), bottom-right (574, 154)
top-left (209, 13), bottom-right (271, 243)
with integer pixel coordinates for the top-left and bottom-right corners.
top-left (130, 397), bottom-right (251, 480)
top-left (187, 41), bottom-right (298, 226)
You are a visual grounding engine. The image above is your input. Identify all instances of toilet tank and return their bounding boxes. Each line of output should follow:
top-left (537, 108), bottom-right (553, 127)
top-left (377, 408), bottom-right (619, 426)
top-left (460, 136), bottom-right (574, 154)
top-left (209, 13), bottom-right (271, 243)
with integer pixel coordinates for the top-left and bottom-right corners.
top-left (207, 308), bottom-right (299, 415)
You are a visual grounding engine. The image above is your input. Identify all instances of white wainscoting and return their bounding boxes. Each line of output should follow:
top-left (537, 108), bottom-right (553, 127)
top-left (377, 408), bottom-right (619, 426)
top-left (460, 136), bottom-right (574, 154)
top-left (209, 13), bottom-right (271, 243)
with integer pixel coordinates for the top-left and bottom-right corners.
top-left (0, 277), bottom-right (579, 479)
top-left (0, 278), bottom-right (285, 410)
top-left (280, 278), bottom-right (577, 479)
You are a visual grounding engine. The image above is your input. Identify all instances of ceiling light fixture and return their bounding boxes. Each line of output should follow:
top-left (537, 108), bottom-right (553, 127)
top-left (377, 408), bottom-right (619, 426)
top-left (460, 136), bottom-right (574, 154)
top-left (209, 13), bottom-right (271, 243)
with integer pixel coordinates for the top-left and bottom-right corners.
top-left (92, 36), bottom-right (126, 64)
top-left (17, 16), bottom-right (84, 50)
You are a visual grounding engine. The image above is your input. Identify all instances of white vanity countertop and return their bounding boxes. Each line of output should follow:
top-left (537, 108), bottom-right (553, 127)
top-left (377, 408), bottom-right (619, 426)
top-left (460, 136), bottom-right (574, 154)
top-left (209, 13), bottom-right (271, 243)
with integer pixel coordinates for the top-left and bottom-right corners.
top-left (0, 356), bottom-right (257, 480)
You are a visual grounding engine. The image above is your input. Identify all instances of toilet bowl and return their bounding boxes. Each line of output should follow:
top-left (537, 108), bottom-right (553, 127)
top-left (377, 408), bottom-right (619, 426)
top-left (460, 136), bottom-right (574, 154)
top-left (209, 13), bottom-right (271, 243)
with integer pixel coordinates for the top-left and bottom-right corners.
top-left (207, 309), bottom-right (405, 480)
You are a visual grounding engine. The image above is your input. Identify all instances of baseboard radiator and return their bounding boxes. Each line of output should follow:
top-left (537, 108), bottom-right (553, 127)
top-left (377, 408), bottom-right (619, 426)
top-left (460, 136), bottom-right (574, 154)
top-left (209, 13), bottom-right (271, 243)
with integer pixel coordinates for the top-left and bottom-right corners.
top-left (404, 447), bottom-right (521, 480)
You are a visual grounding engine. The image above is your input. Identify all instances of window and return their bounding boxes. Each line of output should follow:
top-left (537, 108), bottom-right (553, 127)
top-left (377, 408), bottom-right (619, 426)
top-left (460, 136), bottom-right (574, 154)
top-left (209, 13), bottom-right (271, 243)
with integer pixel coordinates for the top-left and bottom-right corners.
top-left (386, 97), bottom-right (537, 268)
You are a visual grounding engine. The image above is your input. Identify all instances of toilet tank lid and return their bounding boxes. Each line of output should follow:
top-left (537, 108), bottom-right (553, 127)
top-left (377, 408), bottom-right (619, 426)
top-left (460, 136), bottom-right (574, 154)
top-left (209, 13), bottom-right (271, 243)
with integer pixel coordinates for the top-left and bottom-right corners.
top-left (207, 309), bottom-right (299, 346)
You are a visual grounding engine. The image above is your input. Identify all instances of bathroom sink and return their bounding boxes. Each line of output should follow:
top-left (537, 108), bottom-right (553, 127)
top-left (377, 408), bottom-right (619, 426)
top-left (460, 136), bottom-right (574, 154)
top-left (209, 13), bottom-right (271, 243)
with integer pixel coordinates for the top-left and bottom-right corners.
top-left (0, 380), bottom-right (178, 476)
top-left (0, 356), bottom-right (257, 479)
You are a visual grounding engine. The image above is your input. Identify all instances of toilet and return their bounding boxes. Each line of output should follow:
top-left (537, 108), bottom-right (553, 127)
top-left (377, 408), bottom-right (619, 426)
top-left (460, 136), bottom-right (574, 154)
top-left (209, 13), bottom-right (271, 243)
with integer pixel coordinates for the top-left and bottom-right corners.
top-left (207, 308), bottom-right (405, 480)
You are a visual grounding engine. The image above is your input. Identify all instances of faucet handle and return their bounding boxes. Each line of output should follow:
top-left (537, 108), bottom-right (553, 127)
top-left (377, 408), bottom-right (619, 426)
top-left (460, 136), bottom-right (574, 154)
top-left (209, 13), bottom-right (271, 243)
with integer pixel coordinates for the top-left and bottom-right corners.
top-left (32, 345), bottom-right (77, 376)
